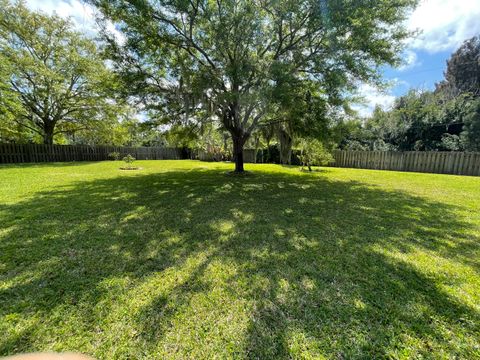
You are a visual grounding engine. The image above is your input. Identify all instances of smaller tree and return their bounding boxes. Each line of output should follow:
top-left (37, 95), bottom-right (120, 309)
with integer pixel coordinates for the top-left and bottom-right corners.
top-left (298, 138), bottom-right (333, 171)
top-left (121, 154), bottom-right (136, 170)
top-left (108, 151), bottom-right (120, 161)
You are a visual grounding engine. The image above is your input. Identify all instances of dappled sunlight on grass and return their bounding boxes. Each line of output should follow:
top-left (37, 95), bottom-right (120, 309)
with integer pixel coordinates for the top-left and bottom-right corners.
top-left (0, 160), bottom-right (479, 358)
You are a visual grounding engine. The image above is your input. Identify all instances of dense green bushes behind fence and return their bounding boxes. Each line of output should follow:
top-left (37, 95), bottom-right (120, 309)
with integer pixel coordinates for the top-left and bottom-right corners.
top-left (0, 144), bottom-right (182, 163)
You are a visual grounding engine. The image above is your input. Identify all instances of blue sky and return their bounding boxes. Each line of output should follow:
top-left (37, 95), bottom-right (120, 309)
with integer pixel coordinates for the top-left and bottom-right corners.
top-left (25, 0), bottom-right (480, 117)
top-left (386, 51), bottom-right (448, 95)
top-left (354, 0), bottom-right (480, 116)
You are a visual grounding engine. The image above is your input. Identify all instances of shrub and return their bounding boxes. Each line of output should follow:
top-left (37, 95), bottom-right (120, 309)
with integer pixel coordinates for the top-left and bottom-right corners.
top-left (198, 146), bottom-right (231, 162)
top-left (298, 139), bottom-right (334, 171)
top-left (108, 151), bottom-right (121, 160)
top-left (122, 154), bottom-right (136, 169)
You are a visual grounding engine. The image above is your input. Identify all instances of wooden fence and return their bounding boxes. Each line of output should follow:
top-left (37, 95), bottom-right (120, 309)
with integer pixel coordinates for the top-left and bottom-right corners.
top-left (332, 150), bottom-right (480, 176)
top-left (2, 144), bottom-right (479, 176)
top-left (0, 143), bottom-right (182, 164)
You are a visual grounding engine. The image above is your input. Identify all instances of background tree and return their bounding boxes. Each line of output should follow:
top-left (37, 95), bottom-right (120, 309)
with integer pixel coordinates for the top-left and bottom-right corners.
top-left (0, 55), bottom-right (31, 142)
top-left (0, 0), bottom-right (121, 144)
top-left (164, 123), bottom-right (199, 148)
top-left (341, 89), bottom-right (467, 152)
top-left (298, 138), bottom-right (333, 171)
top-left (390, 89), bottom-right (444, 150)
top-left (269, 75), bottom-right (334, 164)
top-left (330, 36), bottom-right (480, 153)
top-left (461, 99), bottom-right (480, 151)
top-left (259, 123), bottom-right (276, 162)
top-left (68, 108), bottom-right (147, 146)
top-left (436, 35), bottom-right (480, 98)
top-left (90, 0), bottom-right (417, 172)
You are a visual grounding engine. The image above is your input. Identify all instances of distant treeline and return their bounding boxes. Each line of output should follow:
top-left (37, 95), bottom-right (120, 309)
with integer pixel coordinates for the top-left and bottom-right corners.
top-left (336, 36), bottom-right (480, 153)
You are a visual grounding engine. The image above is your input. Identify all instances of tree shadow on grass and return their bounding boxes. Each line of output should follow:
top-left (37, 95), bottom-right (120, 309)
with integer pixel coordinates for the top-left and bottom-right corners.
top-left (0, 167), bottom-right (479, 358)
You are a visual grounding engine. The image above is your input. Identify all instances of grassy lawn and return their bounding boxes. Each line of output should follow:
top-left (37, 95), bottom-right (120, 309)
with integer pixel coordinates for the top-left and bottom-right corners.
top-left (1, 160), bottom-right (479, 359)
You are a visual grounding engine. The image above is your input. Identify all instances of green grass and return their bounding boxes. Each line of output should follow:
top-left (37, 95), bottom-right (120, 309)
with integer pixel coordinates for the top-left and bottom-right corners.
top-left (1, 160), bottom-right (479, 359)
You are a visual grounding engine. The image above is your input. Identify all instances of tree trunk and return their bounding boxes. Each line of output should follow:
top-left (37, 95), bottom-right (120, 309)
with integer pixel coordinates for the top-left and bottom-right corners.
top-left (265, 140), bottom-right (270, 163)
top-left (221, 99), bottom-right (250, 172)
top-left (232, 135), bottom-right (245, 172)
top-left (43, 121), bottom-right (55, 145)
top-left (253, 134), bottom-right (260, 164)
top-left (278, 127), bottom-right (293, 164)
top-left (43, 130), bottom-right (54, 145)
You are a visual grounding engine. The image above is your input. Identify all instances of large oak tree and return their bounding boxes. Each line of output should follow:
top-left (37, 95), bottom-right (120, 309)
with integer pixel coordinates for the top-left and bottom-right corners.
top-left (0, 0), bottom-right (118, 144)
top-left (90, 0), bottom-right (417, 172)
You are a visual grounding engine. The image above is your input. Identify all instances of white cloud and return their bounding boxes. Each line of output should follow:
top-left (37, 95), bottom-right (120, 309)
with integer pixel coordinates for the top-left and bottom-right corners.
top-left (26, 0), bottom-right (96, 33)
top-left (391, 78), bottom-right (410, 88)
top-left (26, 0), bottom-right (480, 56)
top-left (25, 0), bottom-right (125, 44)
top-left (407, 0), bottom-right (480, 53)
top-left (352, 84), bottom-right (396, 117)
top-left (398, 49), bottom-right (420, 71)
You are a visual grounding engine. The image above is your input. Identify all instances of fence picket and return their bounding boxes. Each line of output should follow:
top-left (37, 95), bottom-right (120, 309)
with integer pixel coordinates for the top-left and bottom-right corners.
top-left (0, 144), bottom-right (182, 164)
top-left (331, 150), bottom-right (480, 177)
top-left (2, 145), bottom-right (480, 177)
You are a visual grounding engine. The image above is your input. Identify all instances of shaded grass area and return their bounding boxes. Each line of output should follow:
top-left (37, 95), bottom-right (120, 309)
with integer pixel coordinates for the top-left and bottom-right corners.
top-left (0, 160), bottom-right (479, 359)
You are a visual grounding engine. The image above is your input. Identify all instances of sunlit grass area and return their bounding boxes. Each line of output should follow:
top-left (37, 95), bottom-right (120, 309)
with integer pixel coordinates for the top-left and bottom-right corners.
top-left (1, 160), bottom-right (479, 359)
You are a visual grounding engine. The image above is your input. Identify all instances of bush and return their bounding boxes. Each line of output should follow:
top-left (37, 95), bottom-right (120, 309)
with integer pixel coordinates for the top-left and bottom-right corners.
top-left (257, 145), bottom-right (280, 163)
top-left (122, 154), bottom-right (136, 169)
top-left (108, 151), bottom-right (121, 160)
top-left (198, 146), bottom-right (231, 162)
top-left (298, 139), bottom-right (334, 171)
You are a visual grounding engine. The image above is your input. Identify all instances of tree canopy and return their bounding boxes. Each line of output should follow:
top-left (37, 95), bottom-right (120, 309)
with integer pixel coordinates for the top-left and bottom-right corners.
top-left (437, 36), bottom-right (480, 98)
top-left (89, 0), bottom-right (417, 171)
top-left (0, 0), bottom-right (121, 144)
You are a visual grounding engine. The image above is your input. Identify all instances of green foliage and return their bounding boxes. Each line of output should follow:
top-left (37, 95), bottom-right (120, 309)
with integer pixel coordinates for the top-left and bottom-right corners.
top-left (0, 55), bottom-right (30, 142)
top-left (437, 35), bottom-right (480, 98)
top-left (89, 0), bottom-right (417, 170)
top-left (298, 138), bottom-right (333, 171)
top-left (108, 151), bottom-right (121, 161)
top-left (440, 134), bottom-right (462, 151)
top-left (0, 0), bottom-right (123, 144)
top-left (122, 154), bottom-right (136, 167)
top-left (71, 115), bottom-right (144, 147)
top-left (163, 124), bottom-right (199, 148)
top-left (335, 36), bottom-right (480, 153)
top-left (390, 89), bottom-right (444, 150)
top-left (164, 122), bottom-right (232, 161)
top-left (461, 99), bottom-right (480, 151)
top-left (270, 82), bottom-right (336, 164)
top-left (195, 124), bottom-right (232, 161)
top-left (338, 89), bottom-right (477, 152)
